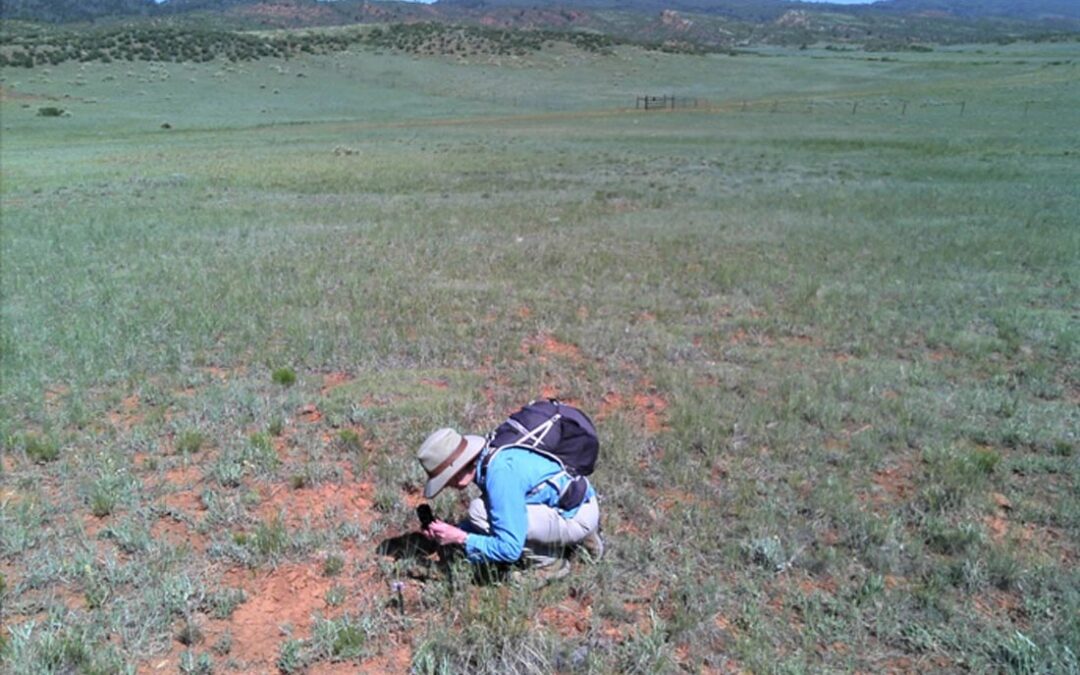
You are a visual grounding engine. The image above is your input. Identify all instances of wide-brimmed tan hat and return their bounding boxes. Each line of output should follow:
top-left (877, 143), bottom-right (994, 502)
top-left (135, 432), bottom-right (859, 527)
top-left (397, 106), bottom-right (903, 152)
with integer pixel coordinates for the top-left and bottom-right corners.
top-left (417, 428), bottom-right (486, 498)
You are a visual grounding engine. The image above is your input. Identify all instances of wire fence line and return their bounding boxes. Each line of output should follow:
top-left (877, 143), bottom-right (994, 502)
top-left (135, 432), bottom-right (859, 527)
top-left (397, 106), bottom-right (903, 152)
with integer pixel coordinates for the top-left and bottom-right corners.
top-left (635, 94), bottom-right (702, 110)
top-left (632, 95), bottom-right (1058, 117)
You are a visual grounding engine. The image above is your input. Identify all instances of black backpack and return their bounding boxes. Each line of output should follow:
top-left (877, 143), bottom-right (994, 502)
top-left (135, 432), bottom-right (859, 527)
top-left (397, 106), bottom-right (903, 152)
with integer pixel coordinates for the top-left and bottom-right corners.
top-left (482, 399), bottom-right (599, 510)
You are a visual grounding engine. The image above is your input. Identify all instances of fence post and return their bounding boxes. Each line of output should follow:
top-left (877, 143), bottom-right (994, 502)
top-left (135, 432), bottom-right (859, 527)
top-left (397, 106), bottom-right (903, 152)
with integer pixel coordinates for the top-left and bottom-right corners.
top-left (960, 101), bottom-right (966, 116)
top-left (901, 101), bottom-right (907, 116)
top-left (1024, 100), bottom-right (1030, 116)
top-left (742, 100), bottom-right (747, 112)
top-left (852, 101), bottom-right (858, 115)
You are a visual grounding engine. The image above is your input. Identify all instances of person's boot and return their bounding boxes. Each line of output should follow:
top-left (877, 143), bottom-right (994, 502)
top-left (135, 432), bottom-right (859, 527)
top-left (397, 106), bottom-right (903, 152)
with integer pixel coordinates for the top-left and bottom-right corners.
top-left (511, 557), bottom-right (571, 586)
top-left (578, 530), bottom-right (605, 562)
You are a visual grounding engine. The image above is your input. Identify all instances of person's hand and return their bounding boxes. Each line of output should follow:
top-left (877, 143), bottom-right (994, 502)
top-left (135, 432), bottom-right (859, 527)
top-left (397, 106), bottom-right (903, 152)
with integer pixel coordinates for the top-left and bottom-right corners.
top-left (423, 520), bottom-right (468, 546)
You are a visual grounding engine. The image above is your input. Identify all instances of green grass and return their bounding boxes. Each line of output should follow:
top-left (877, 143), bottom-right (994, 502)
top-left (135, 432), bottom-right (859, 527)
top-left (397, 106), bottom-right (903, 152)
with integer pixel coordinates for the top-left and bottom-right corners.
top-left (1, 37), bottom-right (1078, 673)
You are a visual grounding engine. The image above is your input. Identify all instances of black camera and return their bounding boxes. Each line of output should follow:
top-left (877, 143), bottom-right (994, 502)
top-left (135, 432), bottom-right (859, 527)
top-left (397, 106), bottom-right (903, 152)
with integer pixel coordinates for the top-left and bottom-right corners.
top-left (416, 504), bottom-right (434, 530)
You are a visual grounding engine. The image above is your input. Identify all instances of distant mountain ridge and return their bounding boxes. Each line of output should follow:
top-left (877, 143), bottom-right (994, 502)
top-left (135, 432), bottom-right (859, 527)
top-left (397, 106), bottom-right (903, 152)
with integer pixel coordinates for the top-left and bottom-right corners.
top-left (2, 0), bottom-right (1077, 37)
top-left (870, 0), bottom-right (1080, 21)
top-left (437, 0), bottom-right (1080, 22)
top-left (0, 0), bottom-right (156, 23)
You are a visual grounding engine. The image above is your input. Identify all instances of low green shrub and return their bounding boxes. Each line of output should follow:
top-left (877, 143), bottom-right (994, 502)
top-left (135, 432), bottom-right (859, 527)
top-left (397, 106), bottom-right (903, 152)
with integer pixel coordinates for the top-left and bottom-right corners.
top-left (244, 432), bottom-right (278, 472)
top-left (323, 554), bottom-right (344, 577)
top-left (176, 617), bottom-right (203, 647)
top-left (24, 435), bottom-right (60, 463)
top-left (176, 430), bottom-right (205, 455)
top-left (325, 585), bottom-right (346, 607)
top-left (250, 515), bottom-right (288, 558)
top-left (210, 454), bottom-right (245, 488)
top-left (203, 588), bottom-right (246, 620)
top-left (277, 639), bottom-right (304, 674)
top-left (338, 429), bottom-right (362, 452)
top-left (178, 650), bottom-right (213, 675)
top-left (924, 518), bottom-right (982, 555)
top-left (272, 367), bottom-right (297, 387)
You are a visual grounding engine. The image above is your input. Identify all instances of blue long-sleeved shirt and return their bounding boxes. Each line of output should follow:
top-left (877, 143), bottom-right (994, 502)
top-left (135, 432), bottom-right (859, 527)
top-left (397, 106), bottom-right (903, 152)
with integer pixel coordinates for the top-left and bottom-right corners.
top-left (463, 446), bottom-right (595, 564)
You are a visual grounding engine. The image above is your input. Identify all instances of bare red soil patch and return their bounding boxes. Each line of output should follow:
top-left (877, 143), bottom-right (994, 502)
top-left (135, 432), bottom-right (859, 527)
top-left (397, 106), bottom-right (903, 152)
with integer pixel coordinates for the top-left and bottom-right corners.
top-left (143, 561), bottom-right (364, 673)
top-left (158, 465), bottom-right (206, 514)
top-left (151, 517), bottom-right (207, 554)
top-left (226, 562), bottom-right (336, 664)
top-left (927, 348), bottom-right (956, 362)
top-left (43, 384), bottom-right (70, 409)
top-left (163, 464), bottom-right (202, 486)
top-left (599, 587), bottom-right (660, 643)
top-left (633, 393), bottom-right (668, 433)
top-left (81, 513), bottom-right (107, 540)
top-left (0, 485), bottom-right (21, 504)
top-left (536, 595), bottom-right (592, 638)
top-left (520, 332), bottom-right (583, 362)
top-left (297, 403), bottom-right (323, 424)
top-left (781, 334), bottom-right (818, 347)
top-left (256, 480), bottom-right (375, 530)
top-left (597, 387), bottom-right (669, 434)
top-left (108, 394), bottom-right (144, 431)
top-left (973, 589), bottom-right (1022, 621)
top-left (727, 327), bottom-right (773, 347)
top-left (866, 460), bottom-right (917, 507)
top-left (198, 366), bottom-right (234, 380)
top-left (320, 371), bottom-right (352, 394)
top-left (797, 574), bottom-right (839, 596)
top-left (597, 391), bottom-right (625, 418)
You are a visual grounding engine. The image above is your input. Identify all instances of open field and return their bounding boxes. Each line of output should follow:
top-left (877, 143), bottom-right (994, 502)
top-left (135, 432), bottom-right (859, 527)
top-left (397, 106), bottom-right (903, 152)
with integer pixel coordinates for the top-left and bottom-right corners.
top-left (1, 38), bottom-right (1078, 673)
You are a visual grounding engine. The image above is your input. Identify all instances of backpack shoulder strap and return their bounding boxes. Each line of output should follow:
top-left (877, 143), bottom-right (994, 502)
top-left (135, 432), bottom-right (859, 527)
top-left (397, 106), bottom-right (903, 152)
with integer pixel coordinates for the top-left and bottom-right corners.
top-left (479, 443), bottom-right (568, 483)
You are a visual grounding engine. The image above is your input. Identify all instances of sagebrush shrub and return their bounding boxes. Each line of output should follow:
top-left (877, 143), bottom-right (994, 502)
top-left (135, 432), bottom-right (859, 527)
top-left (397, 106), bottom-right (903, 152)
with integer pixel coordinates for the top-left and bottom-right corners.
top-left (272, 367), bottom-right (296, 386)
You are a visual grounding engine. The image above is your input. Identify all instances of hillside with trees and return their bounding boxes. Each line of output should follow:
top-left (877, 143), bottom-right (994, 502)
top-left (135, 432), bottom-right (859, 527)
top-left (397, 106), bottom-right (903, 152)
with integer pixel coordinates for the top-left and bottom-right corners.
top-left (1, 0), bottom-right (1076, 58)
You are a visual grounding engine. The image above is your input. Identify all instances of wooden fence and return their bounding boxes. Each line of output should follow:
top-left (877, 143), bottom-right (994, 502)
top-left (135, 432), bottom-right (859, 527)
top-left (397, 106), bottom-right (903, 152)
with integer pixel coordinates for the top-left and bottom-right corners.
top-left (636, 95), bottom-right (701, 110)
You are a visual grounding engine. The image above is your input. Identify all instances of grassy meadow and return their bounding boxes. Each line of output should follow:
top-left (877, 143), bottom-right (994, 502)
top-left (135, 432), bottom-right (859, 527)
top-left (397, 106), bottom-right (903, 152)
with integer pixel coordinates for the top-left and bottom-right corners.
top-left (1, 36), bottom-right (1078, 673)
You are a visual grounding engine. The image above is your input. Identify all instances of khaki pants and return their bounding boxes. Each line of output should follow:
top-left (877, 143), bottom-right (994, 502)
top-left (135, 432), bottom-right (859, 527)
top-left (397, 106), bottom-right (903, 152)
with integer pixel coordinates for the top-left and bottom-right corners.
top-left (465, 497), bottom-right (600, 566)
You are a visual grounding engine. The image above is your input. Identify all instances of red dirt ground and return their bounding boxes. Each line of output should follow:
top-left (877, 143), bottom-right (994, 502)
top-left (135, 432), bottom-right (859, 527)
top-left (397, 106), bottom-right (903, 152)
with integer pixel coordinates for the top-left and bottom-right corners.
top-left (150, 514), bottom-right (208, 553)
top-left (108, 394), bottom-right (144, 431)
top-left (320, 371), bottom-right (352, 394)
top-left (159, 465), bottom-right (205, 515)
top-left (255, 479), bottom-right (375, 531)
top-left (536, 595), bottom-right (592, 638)
top-left (226, 562), bottom-right (337, 661)
top-left (520, 332), bottom-right (583, 362)
top-left (597, 387), bottom-right (669, 434)
top-left (34, 371), bottom-right (704, 673)
top-left (297, 403), bottom-right (323, 424)
top-left (865, 460), bottom-right (917, 507)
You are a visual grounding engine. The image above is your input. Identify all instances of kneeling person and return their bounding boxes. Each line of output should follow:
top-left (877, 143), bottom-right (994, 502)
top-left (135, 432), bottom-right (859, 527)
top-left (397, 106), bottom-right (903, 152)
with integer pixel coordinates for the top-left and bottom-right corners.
top-left (416, 427), bottom-right (602, 576)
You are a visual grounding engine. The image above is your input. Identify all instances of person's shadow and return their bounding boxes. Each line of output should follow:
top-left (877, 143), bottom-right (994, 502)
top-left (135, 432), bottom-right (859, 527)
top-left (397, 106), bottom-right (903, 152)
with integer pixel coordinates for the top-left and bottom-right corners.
top-left (376, 531), bottom-right (459, 585)
top-left (376, 531), bottom-right (512, 586)
top-left (376, 532), bottom-right (438, 559)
